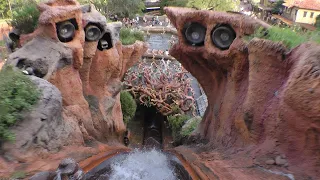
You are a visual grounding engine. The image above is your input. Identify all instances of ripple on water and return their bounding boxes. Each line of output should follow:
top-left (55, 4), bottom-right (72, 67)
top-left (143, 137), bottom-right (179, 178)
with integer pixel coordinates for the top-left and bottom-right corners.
top-left (109, 149), bottom-right (177, 180)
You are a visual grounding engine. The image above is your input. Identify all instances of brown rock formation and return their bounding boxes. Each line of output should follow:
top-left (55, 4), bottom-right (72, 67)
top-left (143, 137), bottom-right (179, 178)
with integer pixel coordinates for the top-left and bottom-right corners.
top-left (1, 0), bottom-right (146, 176)
top-left (165, 7), bottom-right (320, 179)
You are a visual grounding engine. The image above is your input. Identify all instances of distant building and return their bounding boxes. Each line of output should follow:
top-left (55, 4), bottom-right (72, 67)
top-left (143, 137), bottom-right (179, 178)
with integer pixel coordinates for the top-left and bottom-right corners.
top-left (282, 0), bottom-right (320, 25)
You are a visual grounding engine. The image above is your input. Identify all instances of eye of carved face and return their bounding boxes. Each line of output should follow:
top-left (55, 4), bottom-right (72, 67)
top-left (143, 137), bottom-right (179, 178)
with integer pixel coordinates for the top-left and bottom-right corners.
top-left (85, 25), bottom-right (102, 42)
top-left (211, 24), bottom-right (236, 50)
top-left (184, 22), bottom-right (206, 46)
top-left (56, 18), bottom-right (78, 42)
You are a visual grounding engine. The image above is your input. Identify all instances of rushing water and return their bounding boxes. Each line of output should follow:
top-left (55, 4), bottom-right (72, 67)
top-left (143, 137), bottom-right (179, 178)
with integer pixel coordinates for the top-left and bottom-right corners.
top-left (109, 149), bottom-right (177, 180)
top-left (84, 148), bottom-right (192, 180)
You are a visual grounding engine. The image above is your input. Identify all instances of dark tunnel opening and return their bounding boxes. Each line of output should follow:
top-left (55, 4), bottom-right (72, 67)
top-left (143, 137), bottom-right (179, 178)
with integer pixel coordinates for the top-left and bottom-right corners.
top-left (126, 104), bottom-right (172, 149)
top-left (143, 106), bottom-right (165, 149)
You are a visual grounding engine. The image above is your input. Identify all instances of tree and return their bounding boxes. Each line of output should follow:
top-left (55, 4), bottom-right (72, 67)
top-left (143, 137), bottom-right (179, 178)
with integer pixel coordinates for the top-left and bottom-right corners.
top-left (187, 0), bottom-right (240, 11)
top-left (160, 0), bottom-right (189, 8)
top-left (78, 0), bottom-right (109, 16)
top-left (124, 59), bottom-right (196, 116)
top-left (271, 0), bottom-right (284, 14)
top-left (107, 0), bottom-right (144, 18)
top-left (0, 0), bottom-right (9, 18)
top-left (316, 14), bottom-right (320, 29)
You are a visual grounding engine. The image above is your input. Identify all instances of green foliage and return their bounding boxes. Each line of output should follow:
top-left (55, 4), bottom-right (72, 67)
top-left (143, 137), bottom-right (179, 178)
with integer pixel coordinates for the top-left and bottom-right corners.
top-left (0, 40), bottom-right (5, 47)
top-left (78, 0), bottom-right (109, 15)
top-left (107, 0), bottom-right (145, 18)
top-left (167, 114), bottom-right (191, 141)
top-left (120, 91), bottom-right (137, 124)
top-left (0, 66), bottom-right (40, 141)
top-left (252, 26), bottom-right (320, 49)
top-left (271, 0), bottom-right (284, 14)
top-left (120, 28), bottom-right (145, 45)
top-left (160, 0), bottom-right (188, 8)
top-left (11, 171), bottom-right (26, 179)
top-left (316, 15), bottom-right (320, 29)
top-left (0, 0), bottom-right (10, 18)
top-left (187, 0), bottom-right (240, 11)
top-left (160, 0), bottom-right (240, 11)
top-left (180, 116), bottom-right (201, 137)
top-left (9, 1), bottom-right (40, 34)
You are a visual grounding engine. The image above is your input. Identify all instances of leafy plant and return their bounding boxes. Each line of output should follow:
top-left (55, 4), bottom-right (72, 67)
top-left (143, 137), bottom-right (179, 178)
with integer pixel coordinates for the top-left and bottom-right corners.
top-left (11, 171), bottom-right (27, 179)
top-left (120, 28), bottom-right (145, 45)
top-left (107, 0), bottom-right (145, 18)
top-left (180, 116), bottom-right (201, 137)
top-left (167, 114), bottom-right (191, 141)
top-left (251, 26), bottom-right (320, 49)
top-left (187, 0), bottom-right (240, 11)
top-left (271, 0), bottom-right (284, 14)
top-left (120, 91), bottom-right (137, 124)
top-left (0, 66), bottom-right (40, 141)
top-left (9, 1), bottom-right (40, 34)
top-left (316, 14), bottom-right (320, 30)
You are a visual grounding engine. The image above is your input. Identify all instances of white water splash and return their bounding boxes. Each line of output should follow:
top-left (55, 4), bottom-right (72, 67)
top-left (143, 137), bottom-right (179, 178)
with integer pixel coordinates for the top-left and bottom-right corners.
top-left (110, 149), bottom-right (177, 180)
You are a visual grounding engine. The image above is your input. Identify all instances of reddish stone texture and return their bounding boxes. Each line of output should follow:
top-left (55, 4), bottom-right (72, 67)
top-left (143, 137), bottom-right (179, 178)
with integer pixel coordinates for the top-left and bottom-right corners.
top-left (1, 0), bottom-right (147, 177)
top-left (165, 7), bottom-right (320, 179)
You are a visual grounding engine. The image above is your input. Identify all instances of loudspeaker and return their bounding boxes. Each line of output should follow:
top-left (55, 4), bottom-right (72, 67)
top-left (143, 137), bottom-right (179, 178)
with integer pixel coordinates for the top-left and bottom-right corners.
top-left (184, 22), bottom-right (206, 46)
top-left (211, 25), bottom-right (236, 50)
top-left (97, 32), bottom-right (113, 51)
top-left (56, 20), bottom-right (77, 42)
top-left (85, 25), bottom-right (102, 42)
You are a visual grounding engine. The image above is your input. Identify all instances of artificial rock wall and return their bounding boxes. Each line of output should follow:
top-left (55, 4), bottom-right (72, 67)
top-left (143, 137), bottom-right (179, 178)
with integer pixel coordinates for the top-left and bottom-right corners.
top-left (165, 7), bottom-right (320, 178)
top-left (3, 0), bottom-right (147, 161)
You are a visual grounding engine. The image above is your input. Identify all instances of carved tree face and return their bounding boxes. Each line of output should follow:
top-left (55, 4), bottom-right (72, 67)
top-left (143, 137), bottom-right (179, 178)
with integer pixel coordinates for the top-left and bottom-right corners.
top-left (165, 7), bottom-right (262, 70)
top-left (5, 1), bottom-right (119, 80)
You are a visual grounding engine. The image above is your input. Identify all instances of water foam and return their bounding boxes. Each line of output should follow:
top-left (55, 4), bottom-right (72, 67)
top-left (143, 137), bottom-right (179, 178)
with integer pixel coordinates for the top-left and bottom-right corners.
top-left (109, 149), bottom-right (177, 180)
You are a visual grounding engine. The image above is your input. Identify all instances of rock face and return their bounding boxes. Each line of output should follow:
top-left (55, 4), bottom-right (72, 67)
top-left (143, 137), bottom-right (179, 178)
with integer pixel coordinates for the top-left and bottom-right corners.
top-left (2, 0), bottom-right (147, 172)
top-left (165, 7), bottom-right (320, 179)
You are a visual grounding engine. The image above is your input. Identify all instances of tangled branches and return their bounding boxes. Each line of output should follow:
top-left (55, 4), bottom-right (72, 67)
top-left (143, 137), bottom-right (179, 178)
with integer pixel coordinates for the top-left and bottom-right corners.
top-left (124, 58), bottom-right (196, 116)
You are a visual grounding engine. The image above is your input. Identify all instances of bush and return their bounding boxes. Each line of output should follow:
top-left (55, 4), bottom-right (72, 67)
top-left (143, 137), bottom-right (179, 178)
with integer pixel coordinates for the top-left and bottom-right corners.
top-left (120, 28), bottom-right (145, 45)
top-left (180, 116), bottom-right (201, 137)
top-left (9, 1), bottom-right (40, 34)
top-left (167, 114), bottom-right (191, 141)
top-left (252, 26), bottom-right (320, 49)
top-left (11, 171), bottom-right (26, 179)
top-left (316, 15), bottom-right (320, 29)
top-left (0, 66), bottom-right (40, 141)
top-left (120, 91), bottom-right (137, 124)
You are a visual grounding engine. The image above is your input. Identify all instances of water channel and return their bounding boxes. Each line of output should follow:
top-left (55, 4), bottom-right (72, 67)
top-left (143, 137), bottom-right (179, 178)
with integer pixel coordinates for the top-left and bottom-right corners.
top-left (83, 32), bottom-right (198, 180)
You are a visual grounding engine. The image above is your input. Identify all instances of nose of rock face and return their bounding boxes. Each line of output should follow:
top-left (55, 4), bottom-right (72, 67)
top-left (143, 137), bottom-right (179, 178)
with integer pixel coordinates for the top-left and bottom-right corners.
top-left (5, 36), bottom-right (73, 79)
top-left (15, 58), bottom-right (48, 78)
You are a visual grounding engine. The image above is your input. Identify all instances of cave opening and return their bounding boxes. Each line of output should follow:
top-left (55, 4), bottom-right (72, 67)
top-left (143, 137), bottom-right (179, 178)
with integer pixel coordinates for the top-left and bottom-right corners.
top-left (126, 104), bottom-right (173, 149)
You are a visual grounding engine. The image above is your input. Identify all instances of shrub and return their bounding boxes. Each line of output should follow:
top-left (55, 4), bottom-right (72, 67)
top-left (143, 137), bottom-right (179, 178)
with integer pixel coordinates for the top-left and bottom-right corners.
top-left (120, 28), bottom-right (145, 45)
top-left (0, 66), bottom-right (40, 141)
top-left (11, 171), bottom-right (26, 179)
top-left (315, 15), bottom-right (320, 29)
top-left (167, 114), bottom-right (191, 141)
top-left (252, 26), bottom-right (320, 49)
top-left (120, 91), bottom-right (137, 124)
top-left (180, 116), bottom-right (201, 137)
top-left (9, 1), bottom-right (40, 34)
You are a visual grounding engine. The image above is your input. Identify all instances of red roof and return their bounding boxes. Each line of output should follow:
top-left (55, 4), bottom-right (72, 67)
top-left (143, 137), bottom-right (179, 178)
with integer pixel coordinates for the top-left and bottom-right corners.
top-left (284, 0), bottom-right (320, 11)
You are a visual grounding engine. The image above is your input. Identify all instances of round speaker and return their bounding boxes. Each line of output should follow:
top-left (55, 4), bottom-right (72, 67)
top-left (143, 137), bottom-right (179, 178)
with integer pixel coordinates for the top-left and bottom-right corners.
top-left (85, 25), bottom-right (101, 42)
top-left (211, 25), bottom-right (236, 50)
top-left (184, 23), bottom-right (206, 46)
top-left (57, 21), bottom-right (75, 42)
